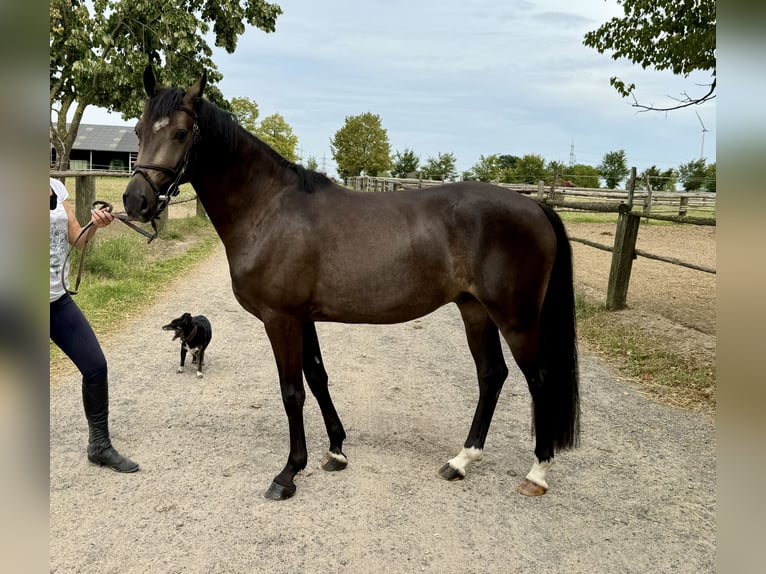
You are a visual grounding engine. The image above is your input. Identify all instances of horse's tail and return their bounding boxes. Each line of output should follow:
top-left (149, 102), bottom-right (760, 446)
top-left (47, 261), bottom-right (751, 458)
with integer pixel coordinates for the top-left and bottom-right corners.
top-left (537, 202), bottom-right (580, 451)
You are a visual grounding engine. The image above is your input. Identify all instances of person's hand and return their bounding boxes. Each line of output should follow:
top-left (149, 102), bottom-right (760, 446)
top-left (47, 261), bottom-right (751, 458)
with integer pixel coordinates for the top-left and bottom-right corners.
top-left (90, 206), bottom-right (114, 228)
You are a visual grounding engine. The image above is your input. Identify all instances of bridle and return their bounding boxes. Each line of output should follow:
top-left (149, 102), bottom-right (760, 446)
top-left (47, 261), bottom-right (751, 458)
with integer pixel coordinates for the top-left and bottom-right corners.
top-left (131, 105), bottom-right (200, 241)
top-left (61, 105), bottom-right (201, 295)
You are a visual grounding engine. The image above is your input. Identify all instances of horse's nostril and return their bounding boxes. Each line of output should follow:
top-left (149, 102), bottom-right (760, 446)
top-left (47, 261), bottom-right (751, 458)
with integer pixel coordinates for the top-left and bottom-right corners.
top-left (140, 197), bottom-right (148, 214)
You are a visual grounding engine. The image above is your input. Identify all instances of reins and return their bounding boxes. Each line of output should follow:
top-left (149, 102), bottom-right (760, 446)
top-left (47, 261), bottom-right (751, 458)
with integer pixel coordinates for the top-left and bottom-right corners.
top-left (63, 105), bottom-right (200, 296)
top-left (61, 201), bottom-right (157, 296)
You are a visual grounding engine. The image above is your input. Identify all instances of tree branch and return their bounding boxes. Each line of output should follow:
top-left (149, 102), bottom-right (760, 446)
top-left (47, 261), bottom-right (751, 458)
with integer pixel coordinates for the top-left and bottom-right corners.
top-left (631, 79), bottom-right (716, 112)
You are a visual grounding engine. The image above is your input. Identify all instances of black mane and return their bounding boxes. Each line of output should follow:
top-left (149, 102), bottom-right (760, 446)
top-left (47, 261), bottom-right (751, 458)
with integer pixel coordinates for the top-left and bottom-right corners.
top-left (145, 88), bottom-right (332, 194)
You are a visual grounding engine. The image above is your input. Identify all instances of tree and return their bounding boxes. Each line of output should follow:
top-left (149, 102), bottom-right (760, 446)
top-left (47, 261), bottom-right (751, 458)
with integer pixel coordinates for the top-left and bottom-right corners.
top-left (230, 96), bottom-right (260, 132)
top-left (392, 148), bottom-right (420, 178)
top-left (583, 0), bottom-right (716, 112)
top-left (638, 165), bottom-right (676, 191)
top-left (420, 152), bottom-right (458, 182)
top-left (546, 160), bottom-right (568, 183)
top-left (598, 150), bottom-right (630, 189)
top-left (256, 113), bottom-right (299, 162)
top-left (50, 0), bottom-right (282, 170)
top-left (469, 154), bottom-right (502, 182)
top-left (569, 164), bottom-right (601, 188)
top-left (677, 159), bottom-right (708, 191)
top-left (496, 154), bottom-right (520, 170)
top-left (330, 112), bottom-right (392, 179)
top-left (705, 162), bottom-right (716, 193)
top-left (506, 154), bottom-right (546, 184)
top-left (305, 156), bottom-right (319, 171)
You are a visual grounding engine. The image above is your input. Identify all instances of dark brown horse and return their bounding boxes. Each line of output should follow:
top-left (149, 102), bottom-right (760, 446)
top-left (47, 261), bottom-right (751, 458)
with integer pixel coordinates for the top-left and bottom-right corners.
top-left (124, 67), bottom-right (580, 500)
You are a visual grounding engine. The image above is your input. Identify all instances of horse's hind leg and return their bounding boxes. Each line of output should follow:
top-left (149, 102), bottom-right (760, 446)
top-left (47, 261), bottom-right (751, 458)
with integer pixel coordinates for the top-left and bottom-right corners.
top-left (500, 323), bottom-right (555, 496)
top-left (439, 297), bottom-right (508, 481)
top-left (302, 322), bottom-right (348, 472)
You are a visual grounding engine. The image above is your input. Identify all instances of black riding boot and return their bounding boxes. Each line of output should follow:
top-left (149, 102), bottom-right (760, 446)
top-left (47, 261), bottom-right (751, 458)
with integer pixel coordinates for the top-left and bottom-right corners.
top-left (82, 380), bottom-right (139, 473)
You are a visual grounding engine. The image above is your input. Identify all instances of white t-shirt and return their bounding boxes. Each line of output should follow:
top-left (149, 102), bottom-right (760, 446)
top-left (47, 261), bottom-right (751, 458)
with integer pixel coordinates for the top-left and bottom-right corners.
top-left (49, 178), bottom-right (70, 301)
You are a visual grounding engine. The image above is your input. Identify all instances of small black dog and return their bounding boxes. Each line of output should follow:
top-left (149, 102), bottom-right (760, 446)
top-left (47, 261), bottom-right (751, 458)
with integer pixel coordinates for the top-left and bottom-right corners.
top-left (162, 313), bottom-right (213, 379)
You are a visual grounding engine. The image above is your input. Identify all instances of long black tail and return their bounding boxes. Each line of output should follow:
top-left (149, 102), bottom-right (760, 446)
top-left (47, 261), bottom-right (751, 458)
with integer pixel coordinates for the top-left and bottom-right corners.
top-left (538, 203), bottom-right (580, 450)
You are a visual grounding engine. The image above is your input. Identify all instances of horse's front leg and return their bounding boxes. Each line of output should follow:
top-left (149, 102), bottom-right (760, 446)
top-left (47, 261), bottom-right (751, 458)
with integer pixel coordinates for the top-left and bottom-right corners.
top-left (263, 316), bottom-right (307, 500)
top-left (302, 322), bottom-right (347, 471)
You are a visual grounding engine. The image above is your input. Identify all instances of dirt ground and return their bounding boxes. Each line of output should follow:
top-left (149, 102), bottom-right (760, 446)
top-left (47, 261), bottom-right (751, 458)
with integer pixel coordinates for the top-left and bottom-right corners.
top-left (50, 223), bottom-right (716, 573)
top-left (567, 222), bottom-right (716, 370)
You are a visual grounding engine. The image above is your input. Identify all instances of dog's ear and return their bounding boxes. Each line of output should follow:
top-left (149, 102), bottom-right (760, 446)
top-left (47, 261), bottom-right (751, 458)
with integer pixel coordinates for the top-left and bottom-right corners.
top-left (182, 313), bottom-right (192, 320)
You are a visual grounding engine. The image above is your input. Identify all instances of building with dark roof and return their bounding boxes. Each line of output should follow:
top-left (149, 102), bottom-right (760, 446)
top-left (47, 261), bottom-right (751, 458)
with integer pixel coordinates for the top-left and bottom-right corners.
top-left (66, 124), bottom-right (138, 171)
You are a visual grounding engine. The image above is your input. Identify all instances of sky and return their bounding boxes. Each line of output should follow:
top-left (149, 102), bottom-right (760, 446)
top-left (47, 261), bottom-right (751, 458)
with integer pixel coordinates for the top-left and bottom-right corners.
top-left (77, 0), bottom-right (717, 179)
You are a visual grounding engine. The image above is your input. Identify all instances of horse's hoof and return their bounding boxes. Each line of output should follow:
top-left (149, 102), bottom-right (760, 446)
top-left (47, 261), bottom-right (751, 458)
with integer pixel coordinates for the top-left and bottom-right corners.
top-left (321, 452), bottom-right (348, 472)
top-left (264, 481), bottom-right (296, 500)
top-left (196, 372), bottom-right (203, 379)
top-left (438, 463), bottom-right (464, 481)
top-left (518, 478), bottom-right (547, 497)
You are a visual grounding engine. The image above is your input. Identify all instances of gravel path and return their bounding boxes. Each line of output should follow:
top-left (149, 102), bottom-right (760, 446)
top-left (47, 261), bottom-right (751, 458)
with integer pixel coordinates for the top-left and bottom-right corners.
top-left (50, 243), bottom-right (716, 573)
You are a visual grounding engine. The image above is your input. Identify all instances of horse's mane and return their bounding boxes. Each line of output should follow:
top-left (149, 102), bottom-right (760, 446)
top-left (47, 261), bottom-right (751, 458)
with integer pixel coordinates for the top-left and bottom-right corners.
top-left (146, 87), bottom-right (332, 194)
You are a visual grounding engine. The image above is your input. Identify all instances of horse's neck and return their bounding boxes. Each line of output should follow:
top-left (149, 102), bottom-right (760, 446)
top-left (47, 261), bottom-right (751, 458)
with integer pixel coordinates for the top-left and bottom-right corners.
top-left (189, 133), bottom-right (294, 240)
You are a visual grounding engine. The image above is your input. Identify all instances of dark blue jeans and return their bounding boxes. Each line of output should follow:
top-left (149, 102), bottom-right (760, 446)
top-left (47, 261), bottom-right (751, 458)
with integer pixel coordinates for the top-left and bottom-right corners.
top-left (50, 294), bottom-right (107, 386)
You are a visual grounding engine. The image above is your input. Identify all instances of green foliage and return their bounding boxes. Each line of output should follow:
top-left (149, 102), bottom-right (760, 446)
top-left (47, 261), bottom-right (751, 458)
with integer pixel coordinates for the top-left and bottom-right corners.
top-left (504, 154), bottom-right (546, 184)
top-left (49, 0), bottom-right (282, 169)
top-left (229, 98), bottom-right (299, 162)
top-left (677, 158), bottom-right (708, 191)
top-left (639, 165), bottom-right (676, 191)
top-left (583, 0), bottom-right (716, 110)
top-left (305, 156), bottom-right (319, 171)
top-left (331, 112), bottom-right (392, 179)
top-left (469, 154), bottom-right (502, 182)
top-left (705, 162), bottom-right (716, 193)
top-left (496, 155), bottom-right (520, 171)
top-left (256, 113), bottom-right (300, 162)
top-left (598, 149), bottom-right (630, 189)
top-left (392, 148), bottom-right (420, 178)
top-left (569, 164), bottom-right (601, 188)
top-left (420, 152), bottom-right (458, 182)
top-left (230, 96), bottom-right (260, 132)
top-left (546, 160), bottom-right (568, 183)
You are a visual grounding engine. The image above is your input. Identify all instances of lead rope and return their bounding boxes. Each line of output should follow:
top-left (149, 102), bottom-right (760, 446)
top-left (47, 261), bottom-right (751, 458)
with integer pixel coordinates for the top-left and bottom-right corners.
top-left (61, 200), bottom-right (157, 295)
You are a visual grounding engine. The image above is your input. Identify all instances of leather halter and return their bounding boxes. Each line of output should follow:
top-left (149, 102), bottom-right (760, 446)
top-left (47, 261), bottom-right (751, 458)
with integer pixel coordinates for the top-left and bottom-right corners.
top-left (131, 106), bottom-right (200, 241)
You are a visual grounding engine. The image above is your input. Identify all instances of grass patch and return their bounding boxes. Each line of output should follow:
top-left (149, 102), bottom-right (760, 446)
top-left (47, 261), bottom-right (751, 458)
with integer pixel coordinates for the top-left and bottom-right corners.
top-left (575, 294), bottom-right (715, 412)
top-left (50, 215), bottom-right (219, 373)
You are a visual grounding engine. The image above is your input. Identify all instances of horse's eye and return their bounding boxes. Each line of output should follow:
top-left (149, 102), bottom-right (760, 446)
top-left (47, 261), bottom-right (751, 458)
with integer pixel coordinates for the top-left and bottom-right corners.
top-left (174, 129), bottom-right (188, 141)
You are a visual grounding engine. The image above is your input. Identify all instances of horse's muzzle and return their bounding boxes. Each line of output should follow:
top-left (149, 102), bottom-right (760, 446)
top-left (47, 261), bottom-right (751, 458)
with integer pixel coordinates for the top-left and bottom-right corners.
top-left (123, 177), bottom-right (157, 223)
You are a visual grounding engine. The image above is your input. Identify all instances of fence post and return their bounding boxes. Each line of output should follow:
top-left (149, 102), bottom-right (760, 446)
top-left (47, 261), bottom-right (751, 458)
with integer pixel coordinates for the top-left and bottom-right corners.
top-left (626, 167), bottom-right (636, 209)
top-left (606, 205), bottom-right (640, 310)
top-left (678, 196), bottom-right (689, 217)
top-left (537, 180), bottom-right (544, 200)
top-left (75, 175), bottom-right (96, 226)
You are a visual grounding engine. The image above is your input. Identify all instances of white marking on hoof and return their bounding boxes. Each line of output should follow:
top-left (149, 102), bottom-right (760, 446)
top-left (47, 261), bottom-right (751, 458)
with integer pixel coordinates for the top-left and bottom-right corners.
top-left (325, 451), bottom-right (347, 465)
top-left (177, 366), bottom-right (184, 374)
top-left (525, 457), bottom-right (555, 490)
top-left (196, 371), bottom-right (203, 379)
top-left (446, 447), bottom-right (483, 477)
top-left (152, 117), bottom-right (170, 132)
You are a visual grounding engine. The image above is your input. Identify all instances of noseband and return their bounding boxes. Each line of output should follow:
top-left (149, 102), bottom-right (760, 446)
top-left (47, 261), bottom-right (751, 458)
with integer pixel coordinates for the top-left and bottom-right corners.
top-left (131, 106), bottom-right (200, 240)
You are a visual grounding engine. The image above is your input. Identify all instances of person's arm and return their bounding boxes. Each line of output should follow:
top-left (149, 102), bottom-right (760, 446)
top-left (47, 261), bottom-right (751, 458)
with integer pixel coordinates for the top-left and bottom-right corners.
top-left (63, 201), bottom-right (114, 249)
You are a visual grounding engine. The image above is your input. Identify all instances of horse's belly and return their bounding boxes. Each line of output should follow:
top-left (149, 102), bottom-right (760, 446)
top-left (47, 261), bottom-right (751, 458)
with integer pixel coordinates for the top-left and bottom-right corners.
top-left (311, 276), bottom-right (458, 324)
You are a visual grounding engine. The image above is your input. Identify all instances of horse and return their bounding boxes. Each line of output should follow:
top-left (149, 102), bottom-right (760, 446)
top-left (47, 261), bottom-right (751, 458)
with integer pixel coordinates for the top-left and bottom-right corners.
top-left (124, 66), bottom-right (580, 501)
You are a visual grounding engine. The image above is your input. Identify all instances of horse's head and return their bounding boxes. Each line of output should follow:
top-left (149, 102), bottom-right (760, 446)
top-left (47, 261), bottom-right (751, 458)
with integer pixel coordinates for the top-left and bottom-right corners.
top-left (123, 66), bottom-right (206, 223)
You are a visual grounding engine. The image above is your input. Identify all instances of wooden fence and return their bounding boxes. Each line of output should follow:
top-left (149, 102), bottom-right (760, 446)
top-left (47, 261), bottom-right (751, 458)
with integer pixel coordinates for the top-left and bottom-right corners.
top-left (49, 171), bottom-right (204, 231)
top-left (347, 171), bottom-right (716, 311)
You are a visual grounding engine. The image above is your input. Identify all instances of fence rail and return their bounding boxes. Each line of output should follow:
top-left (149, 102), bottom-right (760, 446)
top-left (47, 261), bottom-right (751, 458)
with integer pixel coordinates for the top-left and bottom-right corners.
top-left (346, 175), bottom-right (716, 218)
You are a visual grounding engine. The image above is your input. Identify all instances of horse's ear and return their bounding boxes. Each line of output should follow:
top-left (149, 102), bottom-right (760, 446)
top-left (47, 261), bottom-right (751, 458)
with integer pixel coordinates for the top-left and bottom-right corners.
top-left (184, 70), bottom-right (207, 105)
top-left (143, 65), bottom-right (157, 97)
